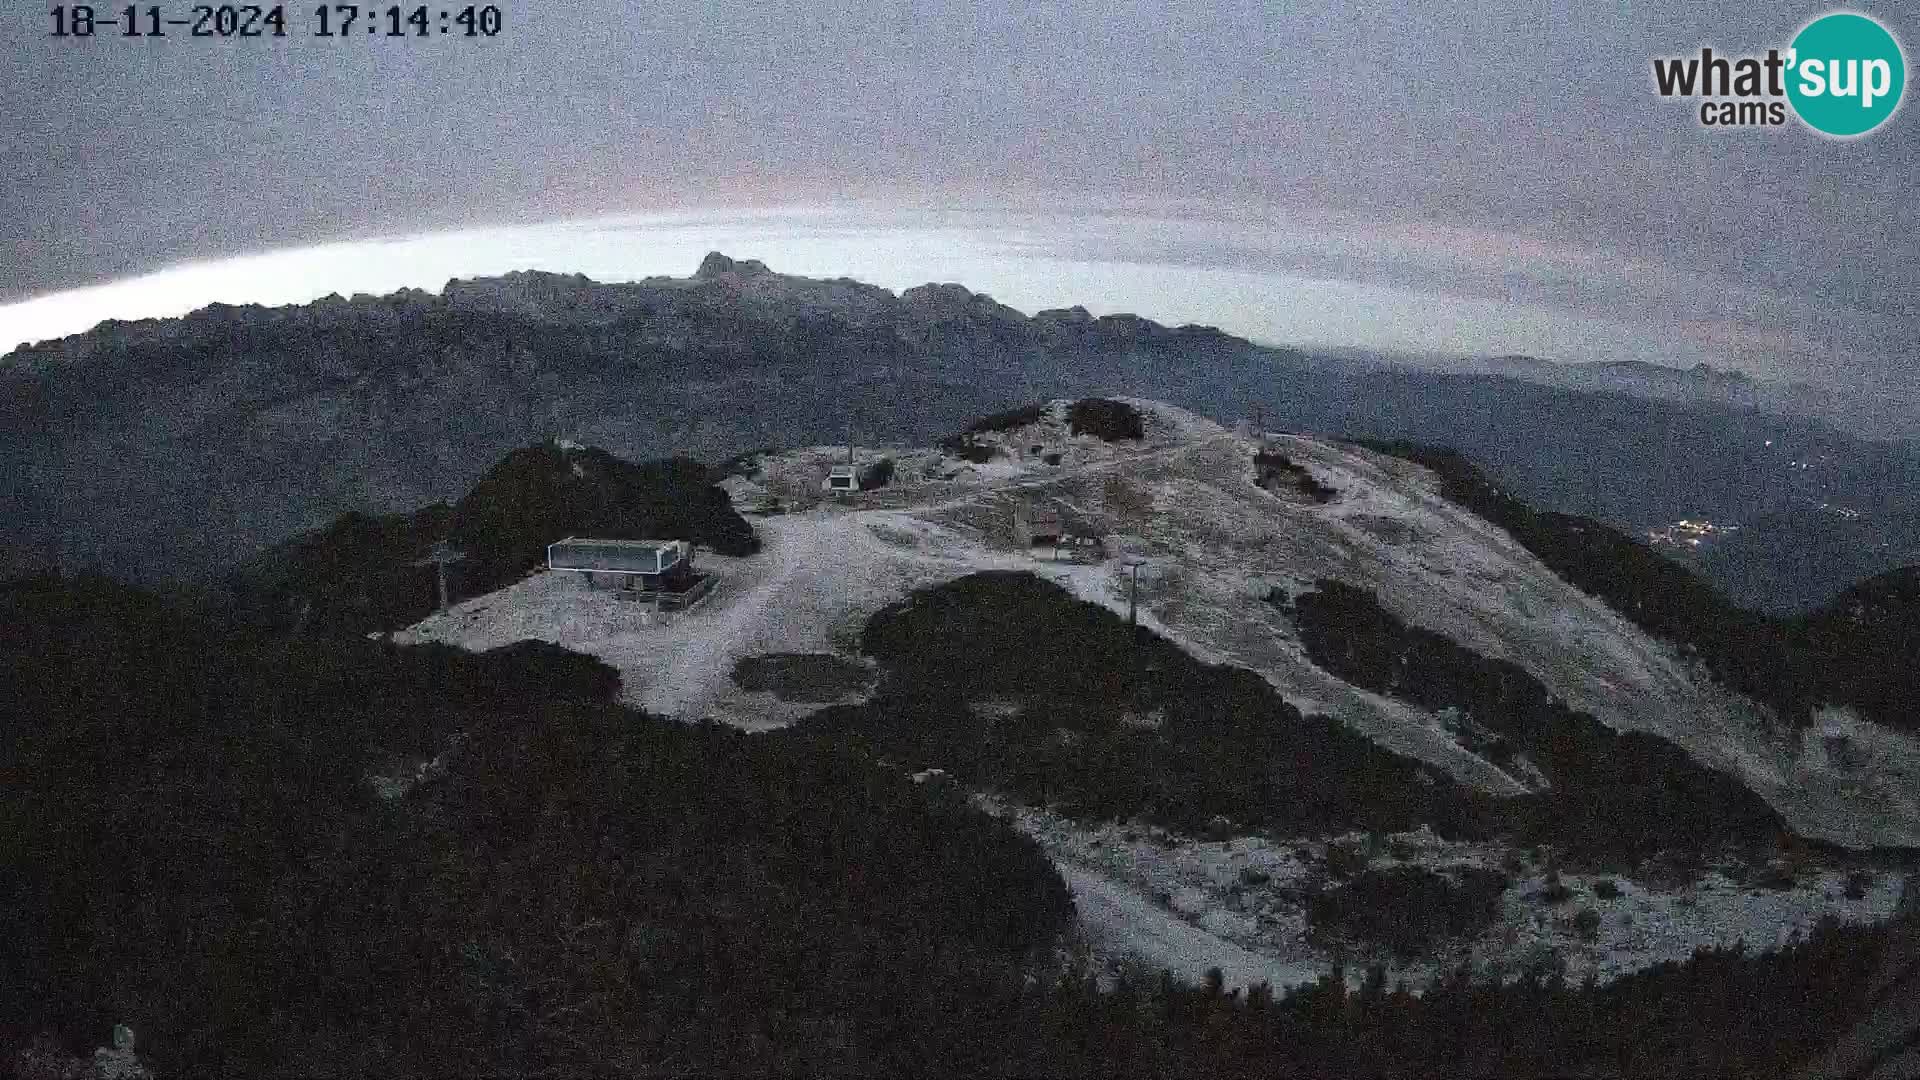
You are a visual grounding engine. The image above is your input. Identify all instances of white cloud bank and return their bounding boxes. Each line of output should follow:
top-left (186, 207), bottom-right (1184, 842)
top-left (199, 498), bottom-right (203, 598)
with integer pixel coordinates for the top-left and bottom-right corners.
top-left (0, 205), bottom-right (1897, 392)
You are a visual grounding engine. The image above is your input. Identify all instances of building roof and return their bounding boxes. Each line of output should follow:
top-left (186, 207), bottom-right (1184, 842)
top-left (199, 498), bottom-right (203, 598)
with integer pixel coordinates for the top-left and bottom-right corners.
top-left (547, 537), bottom-right (691, 574)
top-left (552, 537), bottom-right (682, 548)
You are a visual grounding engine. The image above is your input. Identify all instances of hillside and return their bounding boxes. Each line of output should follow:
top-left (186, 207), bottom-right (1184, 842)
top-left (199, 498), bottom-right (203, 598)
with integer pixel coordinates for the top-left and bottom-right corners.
top-left (393, 398), bottom-right (1918, 997)
top-left (0, 256), bottom-right (1278, 586)
top-left (8, 401), bottom-right (1919, 1075)
top-left (1358, 441), bottom-right (1920, 739)
top-left (8, 255), bottom-right (1920, 615)
top-left (1258, 367), bottom-right (1920, 614)
top-left (222, 439), bottom-right (757, 637)
top-left (4, 575), bottom-right (1904, 1077)
top-left (1795, 568), bottom-right (1920, 735)
top-left (0, 575), bottom-right (1077, 1078)
top-left (400, 400), bottom-right (1920, 848)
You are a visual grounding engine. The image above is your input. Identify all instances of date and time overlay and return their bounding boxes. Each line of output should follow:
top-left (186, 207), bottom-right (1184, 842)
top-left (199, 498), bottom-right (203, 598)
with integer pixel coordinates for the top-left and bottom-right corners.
top-left (47, 4), bottom-right (503, 38)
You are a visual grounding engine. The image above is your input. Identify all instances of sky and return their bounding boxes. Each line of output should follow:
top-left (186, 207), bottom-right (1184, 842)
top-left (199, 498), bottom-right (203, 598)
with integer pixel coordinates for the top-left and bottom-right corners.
top-left (3, 1), bottom-right (1915, 395)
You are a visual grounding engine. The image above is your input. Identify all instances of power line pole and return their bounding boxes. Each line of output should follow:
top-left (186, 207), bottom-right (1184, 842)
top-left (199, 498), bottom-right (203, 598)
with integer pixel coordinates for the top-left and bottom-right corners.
top-left (1127, 560), bottom-right (1143, 629)
top-left (412, 541), bottom-right (467, 614)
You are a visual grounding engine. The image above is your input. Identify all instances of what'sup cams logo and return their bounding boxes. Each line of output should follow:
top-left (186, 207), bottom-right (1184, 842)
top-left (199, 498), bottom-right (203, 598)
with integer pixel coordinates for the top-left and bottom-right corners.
top-left (1651, 11), bottom-right (1906, 136)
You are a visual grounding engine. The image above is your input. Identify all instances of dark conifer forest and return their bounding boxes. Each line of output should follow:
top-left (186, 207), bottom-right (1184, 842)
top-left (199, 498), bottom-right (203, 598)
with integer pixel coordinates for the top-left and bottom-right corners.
top-left (1, 572), bottom-right (1899, 1077)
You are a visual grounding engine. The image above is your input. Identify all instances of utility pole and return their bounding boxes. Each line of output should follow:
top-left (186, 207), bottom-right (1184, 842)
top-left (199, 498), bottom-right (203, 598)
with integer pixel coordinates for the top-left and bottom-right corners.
top-left (1126, 560), bottom-right (1143, 629)
top-left (412, 540), bottom-right (467, 614)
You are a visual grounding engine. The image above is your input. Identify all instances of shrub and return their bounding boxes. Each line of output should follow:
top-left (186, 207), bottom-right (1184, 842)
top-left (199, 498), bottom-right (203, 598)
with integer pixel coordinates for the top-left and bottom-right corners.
top-left (1289, 578), bottom-right (1785, 865)
top-left (1306, 867), bottom-right (1508, 960)
top-left (730, 653), bottom-right (873, 703)
top-left (450, 446), bottom-right (761, 586)
top-left (793, 571), bottom-right (1488, 841)
top-left (940, 433), bottom-right (998, 464)
top-left (1534, 866), bottom-right (1575, 905)
top-left (1573, 908), bottom-right (1602, 941)
top-left (709, 445), bottom-right (777, 482)
top-left (1823, 734), bottom-right (1865, 771)
top-left (1796, 568), bottom-right (1920, 735)
top-left (1844, 869), bottom-right (1874, 900)
top-left (1534, 883), bottom-right (1575, 904)
top-left (1593, 878), bottom-right (1622, 900)
top-left (1253, 450), bottom-right (1338, 503)
top-left (966, 403), bottom-right (1048, 433)
top-left (858, 457), bottom-right (896, 491)
top-left (1325, 843), bottom-right (1371, 879)
top-left (1298, 474), bottom-right (1339, 502)
top-left (1066, 398), bottom-right (1144, 441)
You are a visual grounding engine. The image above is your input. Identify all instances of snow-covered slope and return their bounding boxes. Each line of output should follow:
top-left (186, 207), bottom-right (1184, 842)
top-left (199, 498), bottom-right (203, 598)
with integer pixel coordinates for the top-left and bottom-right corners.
top-left (397, 398), bottom-right (1920, 847)
top-left (393, 397), bottom-right (1920, 992)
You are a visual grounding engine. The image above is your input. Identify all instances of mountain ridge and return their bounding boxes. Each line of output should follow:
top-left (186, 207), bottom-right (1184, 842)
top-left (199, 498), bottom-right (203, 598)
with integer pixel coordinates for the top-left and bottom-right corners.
top-left (2, 255), bottom-right (1251, 370)
top-left (6, 254), bottom-right (1919, 617)
top-left (377, 398), bottom-right (1920, 852)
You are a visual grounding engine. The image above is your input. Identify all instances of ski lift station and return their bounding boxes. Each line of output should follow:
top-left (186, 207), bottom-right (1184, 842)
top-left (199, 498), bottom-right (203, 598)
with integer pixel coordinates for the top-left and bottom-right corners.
top-left (824, 464), bottom-right (858, 493)
top-left (545, 537), bottom-right (716, 609)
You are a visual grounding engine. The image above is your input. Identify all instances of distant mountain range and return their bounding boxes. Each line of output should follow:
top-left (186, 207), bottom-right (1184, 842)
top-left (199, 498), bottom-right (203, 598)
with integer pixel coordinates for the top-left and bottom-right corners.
top-left (1463, 355), bottom-right (1766, 404)
top-left (4, 252), bottom-right (1918, 612)
top-left (1414, 352), bottom-right (1920, 444)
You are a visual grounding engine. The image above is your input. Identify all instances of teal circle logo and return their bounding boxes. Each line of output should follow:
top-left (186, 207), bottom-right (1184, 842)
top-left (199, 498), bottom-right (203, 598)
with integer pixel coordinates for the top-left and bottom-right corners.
top-left (1786, 12), bottom-right (1906, 137)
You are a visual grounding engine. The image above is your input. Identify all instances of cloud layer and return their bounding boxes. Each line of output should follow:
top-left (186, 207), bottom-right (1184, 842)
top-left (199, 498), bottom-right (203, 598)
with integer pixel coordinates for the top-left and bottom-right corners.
top-left (4, 207), bottom-right (1908, 407)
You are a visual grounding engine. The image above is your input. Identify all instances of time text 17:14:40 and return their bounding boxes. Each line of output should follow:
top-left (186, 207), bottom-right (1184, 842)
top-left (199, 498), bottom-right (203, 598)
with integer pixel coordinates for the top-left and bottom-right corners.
top-left (49, 5), bottom-right (503, 38)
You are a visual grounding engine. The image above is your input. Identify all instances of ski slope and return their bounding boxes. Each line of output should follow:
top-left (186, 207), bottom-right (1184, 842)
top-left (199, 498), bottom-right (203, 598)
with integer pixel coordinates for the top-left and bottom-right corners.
top-left (397, 399), bottom-right (1920, 846)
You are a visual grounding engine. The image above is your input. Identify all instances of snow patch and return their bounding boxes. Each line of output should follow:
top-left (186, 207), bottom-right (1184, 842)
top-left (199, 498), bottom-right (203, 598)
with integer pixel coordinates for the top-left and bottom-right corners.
top-left (993, 798), bottom-right (1910, 995)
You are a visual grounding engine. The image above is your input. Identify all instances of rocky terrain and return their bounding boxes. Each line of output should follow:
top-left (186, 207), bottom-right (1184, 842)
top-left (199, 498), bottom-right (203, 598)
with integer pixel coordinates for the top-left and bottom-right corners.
top-left (391, 398), bottom-right (1920, 994)
top-left (9, 254), bottom-right (1920, 614)
top-left (0, 253), bottom-right (1280, 584)
top-left (10, 394), bottom-right (1917, 1077)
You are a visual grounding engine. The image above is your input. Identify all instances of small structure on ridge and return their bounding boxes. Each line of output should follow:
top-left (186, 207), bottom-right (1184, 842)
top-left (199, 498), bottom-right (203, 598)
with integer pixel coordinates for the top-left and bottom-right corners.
top-left (546, 537), bottom-right (716, 610)
top-left (1013, 504), bottom-right (1105, 564)
top-left (824, 463), bottom-right (859, 494)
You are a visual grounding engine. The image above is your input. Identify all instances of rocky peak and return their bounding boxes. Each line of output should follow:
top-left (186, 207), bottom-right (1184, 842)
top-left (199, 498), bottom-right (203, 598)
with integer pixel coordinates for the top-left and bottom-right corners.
top-left (900, 282), bottom-right (980, 308)
top-left (896, 283), bottom-right (1029, 330)
top-left (694, 251), bottom-right (772, 279)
